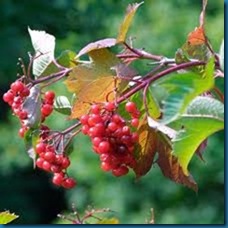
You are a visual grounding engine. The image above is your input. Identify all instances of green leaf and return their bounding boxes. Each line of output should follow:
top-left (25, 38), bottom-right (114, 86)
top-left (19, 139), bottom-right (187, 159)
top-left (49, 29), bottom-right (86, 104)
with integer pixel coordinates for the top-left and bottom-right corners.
top-left (41, 50), bottom-right (77, 76)
top-left (172, 96), bottom-right (224, 175)
top-left (153, 58), bottom-right (215, 123)
top-left (54, 96), bottom-right (72, 115)
top-left (28, 27), bottom-right (55, 77)
top-left (219, 39), bottom-right (224, 71)
top-left (0, 211), bottom-right (19, 224)
top-left (146, 87), bottom-right (161, 119)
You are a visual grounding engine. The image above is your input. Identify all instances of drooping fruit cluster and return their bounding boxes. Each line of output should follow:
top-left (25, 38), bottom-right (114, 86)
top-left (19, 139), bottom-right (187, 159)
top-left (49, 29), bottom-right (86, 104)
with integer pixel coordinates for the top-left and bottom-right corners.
top-left (80, 101), bottom-right (140, 177)
top-left (3, 80), bottom-right (30, 137)
top-left (35, 131), bottom-right (76, 189)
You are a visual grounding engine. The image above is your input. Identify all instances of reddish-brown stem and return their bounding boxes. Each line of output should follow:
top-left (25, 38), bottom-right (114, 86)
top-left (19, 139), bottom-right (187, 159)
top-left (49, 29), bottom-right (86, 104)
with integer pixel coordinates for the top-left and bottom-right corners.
top-left (117, 61), bottom-right (205, 104)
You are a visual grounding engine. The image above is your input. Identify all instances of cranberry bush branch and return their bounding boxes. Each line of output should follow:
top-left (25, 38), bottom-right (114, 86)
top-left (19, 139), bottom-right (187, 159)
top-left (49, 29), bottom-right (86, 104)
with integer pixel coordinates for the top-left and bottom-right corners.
top-left (3, 1), bottom-right (224, 191)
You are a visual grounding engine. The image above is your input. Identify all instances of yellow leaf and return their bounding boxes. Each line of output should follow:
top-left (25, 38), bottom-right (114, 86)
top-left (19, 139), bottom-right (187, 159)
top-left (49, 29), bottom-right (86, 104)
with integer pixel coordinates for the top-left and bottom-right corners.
top-left (96, 217), bottom-right (119, 224)
top-left (117, 2), bottom-right (144, 43)
top-left (0, 211), bottom-right (19, 224)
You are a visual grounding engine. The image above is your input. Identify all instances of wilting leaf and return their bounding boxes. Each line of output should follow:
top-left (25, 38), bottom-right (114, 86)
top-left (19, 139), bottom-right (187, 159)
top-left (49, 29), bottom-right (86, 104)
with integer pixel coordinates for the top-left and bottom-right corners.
top-left (96, 217), bottom-right (119, 224)
top-left (77, 38), bottom-right (117, 58)
top-left (117, 2), bottom-right (144, 43)
top-left (0, 211), bottom-right (19, 224)
top-left (171, 96), bottom-right (224, 176)
top-left (156, 139), bottom-right (198, 191)
top-left (133, 119), bottom-right (157, 178)
top-left (153, 58), bottom-right (214, 124)
top-left (23, 85), bottom-right (41, 128)
top-left (54, 96), bottom-right (72, 115)
top-left (28, 27), bottom-right (55, 77)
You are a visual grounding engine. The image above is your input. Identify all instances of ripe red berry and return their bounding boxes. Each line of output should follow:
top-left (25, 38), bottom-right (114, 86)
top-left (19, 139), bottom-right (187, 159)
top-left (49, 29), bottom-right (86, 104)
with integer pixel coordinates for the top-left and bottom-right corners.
top-left (44, 152), bottom-right (56, 163)
top-left (18, 110), bottom-right (28, 120)
top-left (52, 173), bottom-right (64, 186)
top-left (35, 142), bottom-right (46, 154)
top-left (36, 157), bottom-right (45, 169)
top-left (10, 81), bottom-right (25, 93)
top-left (3, 91), bottom-right (14, 103)
top-left (20, 87), bottom-right (30, 97)
top-left (61, 157), bottom-right (71, 169)
top-left (42, 161), bottom-right (51, 171)
top-left (81, 125), bottom-right (89, 135)
top-left (62, 177), bottom-right (76, 189)
top-left (18, 126), bottom-right (28, 138)
top-left (92, 137), bottom-right (102, 147)
top-left (125, 101), bottom-right (137, 113)
top-left (98, 141), bottom-right (110, 154)
top-left (41, 104), bottom-right (53, 117)
top-left (91, 104), bottom-right (101, 114)
top-left (44, 91), bottom-right (55, 102)
top-left (107, 122), bottom-right (118, 132)
top-left (80, 115), bottom-right (89, 125)
top-left (131, 118), bottom-right (139, 127)
top-left (101, 161), bottom-right (112, 171)
top-left (112, 166), bottom-right (129, 177)
top-left (104, 102), bottom-right (116, 112)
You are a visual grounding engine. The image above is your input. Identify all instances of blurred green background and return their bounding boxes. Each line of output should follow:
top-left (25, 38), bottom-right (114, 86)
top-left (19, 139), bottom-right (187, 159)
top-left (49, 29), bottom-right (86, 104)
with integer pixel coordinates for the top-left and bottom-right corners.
top-left (0, 0), bottom-right (224, 224)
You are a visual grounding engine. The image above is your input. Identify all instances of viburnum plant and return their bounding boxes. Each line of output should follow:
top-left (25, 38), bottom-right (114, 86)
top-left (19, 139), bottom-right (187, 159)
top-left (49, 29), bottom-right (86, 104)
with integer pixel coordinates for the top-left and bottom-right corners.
top-left (3, 0), bottom-right (224, 191)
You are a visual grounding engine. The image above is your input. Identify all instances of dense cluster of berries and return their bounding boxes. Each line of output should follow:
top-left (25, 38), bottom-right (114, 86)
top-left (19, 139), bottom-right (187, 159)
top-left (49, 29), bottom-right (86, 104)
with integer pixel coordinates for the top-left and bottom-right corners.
top-left (35, 138), bottom-right (76, 189)
top-left (80, 101), bottom-right (140, 177)
top-left (3, 80), bottom-right (55, 137)
top-left (3, 80), bottom-right (30, 137)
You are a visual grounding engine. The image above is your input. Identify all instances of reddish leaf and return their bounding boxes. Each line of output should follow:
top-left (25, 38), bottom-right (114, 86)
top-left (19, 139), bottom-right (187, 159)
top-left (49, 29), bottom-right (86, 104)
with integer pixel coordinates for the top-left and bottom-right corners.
top-left (187, 26), bottom-right (206, 46)
top-left (117, 2), bottom-right (144, 43)
top-left (156, 138), bottom-right (198, 192)
top-left (77, 38), bottom-right (117, 58)
top-left (133, 119), bottom-right (157, 178)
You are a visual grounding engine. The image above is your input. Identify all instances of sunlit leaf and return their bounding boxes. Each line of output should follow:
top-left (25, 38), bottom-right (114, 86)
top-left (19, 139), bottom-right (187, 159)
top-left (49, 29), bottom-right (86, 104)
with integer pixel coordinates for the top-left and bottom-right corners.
top-left (133, 118), bottom-right (157, 178)
top-left (28, 27), bottom-right (55, 77)
top-left (54, 96), bottom-right (72, 115)
top-left (96, 217), bottom-right (119, 224)
top-left (117, 2), bottom-right (144, 43)
top-left (65, 48), bottom-right (133, 119)
top-left (187, 26), bottom-right (206, 46)
top-left (77, 38), bottom-right (117, 58)
top-left (153, 58), bottom-right (214, 124)
top-left (171, 96), bottom-right (224, 176)
top-left (0, 211), bottom-right (19, 224)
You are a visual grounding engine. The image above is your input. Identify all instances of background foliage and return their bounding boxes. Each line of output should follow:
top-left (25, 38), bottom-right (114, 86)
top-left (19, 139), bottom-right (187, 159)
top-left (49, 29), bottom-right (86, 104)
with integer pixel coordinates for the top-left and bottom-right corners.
top-left (0, 0), bottom-right (224, 224)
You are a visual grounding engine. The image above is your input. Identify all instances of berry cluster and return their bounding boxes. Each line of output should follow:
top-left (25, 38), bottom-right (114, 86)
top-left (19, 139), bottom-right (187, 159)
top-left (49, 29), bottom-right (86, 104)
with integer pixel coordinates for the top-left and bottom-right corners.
top-left (80, 101), bottom-right (140, 177)
top-left (3, 80), bottom-right (30, 137)
top-left (35, 138), bottom-right (76, 189)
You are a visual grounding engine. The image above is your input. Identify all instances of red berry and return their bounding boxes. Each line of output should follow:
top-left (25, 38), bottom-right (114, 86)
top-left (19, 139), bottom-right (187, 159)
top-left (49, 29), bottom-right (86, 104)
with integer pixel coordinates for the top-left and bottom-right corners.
top-left (92, 137), bottom-right (102, 147)
top-left (98, 141), bottom-right (110, 154)
top-left (18, 126), bottom-right (28, 138)
top-left (104, 102), bottom-right (116, 112)
top-left (125, 101), bottom-right (137, 113)
top-left (90, 104), bottom-right (101, 114)
top-left (101, 161), bottom-right (112, 171)
top-left (41, 104), bottom-right (53, 117)
top-left (112, 166), bottom-right (129, 177)
top-left (18, 110), bottom-right (28, 120)
top-left (122, 126), bottom-right (130, 135)
top-left (62, 177), bottom-right (76, 189)
top-left (10, 81), bottom-right (25, 93)
top-left (107, 122), bottom-right (118, 132)
top-left (3, 91), bottom-right (14, 103)
top-left (20, 87), bottom-right (30, 97)
top-left (42, 161), bottom-right (51, 171)
top-left (51, 165), bottom-right (62, 173)
top-left (88, 114), bottom-right (102, 127)
top-left (35, 142), bottom-right (46, 154)
top-left (61, 157), bottom-right (71, 169)
top-left (44, 152), bottom-right (56, 163)
top-left (80, 115), bottom-right (89, 125)
top-left (44, 91), bottom-right (55, 102)
top-left (131, 132), bottom-right (139, 143)
top-left (36, 157), bottom-right (45, 169)
top-left (131, 118), bottom-right (139, 127)
top-left (81, 125), bottom-right (89, 135)
top-left (52, 172), bottom-right (64, 186)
